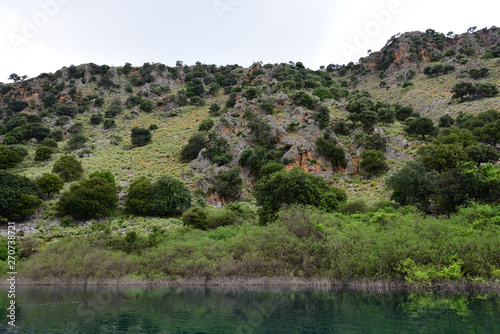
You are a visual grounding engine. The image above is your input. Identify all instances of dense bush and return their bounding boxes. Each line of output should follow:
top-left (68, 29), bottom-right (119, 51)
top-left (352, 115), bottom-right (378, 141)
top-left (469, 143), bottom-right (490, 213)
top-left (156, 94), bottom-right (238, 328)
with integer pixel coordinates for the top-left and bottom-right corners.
top-left (52, 155), bottom-right (84, 182)
top-left (180, 133), bottom-right (205, 162)
top-left (34, 146), bottom-right (54, 162)
top-left (37, 173), bottom-right (64, 198)
top-left (212, 167), bottom-right (242, 202)
top-left (131, 127), bottom-right (151, 146)
top-left (151, 176), bottom-right (191, 216)
top-left (0, 148), bottom-right (23, 169)
top-left (105, 99), bottom-right (122, 118)
top-left (315, 137), bottom-right (346, 169)
top-left (125, 177), bottom-right (153, 215)
top-left (66, 133), bottom-right (87, 151)
top-left (0, 171), bottom-right (42, 221)
top-left (359, 149), bottom-right (388, 177)
top-left (139, 99), bottom-right (154, 112)
top-left (254, 168), bottom-right (347, 224)
top-left (56, 176), bottom-right (118, 219)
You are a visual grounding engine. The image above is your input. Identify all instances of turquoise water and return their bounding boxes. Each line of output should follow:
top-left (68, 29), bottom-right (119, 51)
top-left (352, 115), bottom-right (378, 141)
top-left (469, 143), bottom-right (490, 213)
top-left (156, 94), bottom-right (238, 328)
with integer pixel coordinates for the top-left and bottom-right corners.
top-left (0, 286), bottom-right (499, 333)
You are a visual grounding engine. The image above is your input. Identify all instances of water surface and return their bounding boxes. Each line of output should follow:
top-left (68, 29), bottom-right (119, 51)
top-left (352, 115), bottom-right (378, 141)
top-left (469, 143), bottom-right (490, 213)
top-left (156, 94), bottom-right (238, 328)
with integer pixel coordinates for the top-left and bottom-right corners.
top-left (1, 285), bottom-right (499, 333)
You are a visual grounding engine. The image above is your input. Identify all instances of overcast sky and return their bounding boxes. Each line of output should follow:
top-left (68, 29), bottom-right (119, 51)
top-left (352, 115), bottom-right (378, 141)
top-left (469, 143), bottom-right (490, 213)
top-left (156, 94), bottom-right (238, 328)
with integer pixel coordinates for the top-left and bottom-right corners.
top-left (1, 0), bottom-right (499, 82)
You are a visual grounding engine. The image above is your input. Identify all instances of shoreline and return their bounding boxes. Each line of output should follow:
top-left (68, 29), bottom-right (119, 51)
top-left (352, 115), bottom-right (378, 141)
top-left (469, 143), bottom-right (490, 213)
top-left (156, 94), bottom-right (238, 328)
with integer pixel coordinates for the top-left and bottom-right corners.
top-left (2, 277), bottom-right (500, 293)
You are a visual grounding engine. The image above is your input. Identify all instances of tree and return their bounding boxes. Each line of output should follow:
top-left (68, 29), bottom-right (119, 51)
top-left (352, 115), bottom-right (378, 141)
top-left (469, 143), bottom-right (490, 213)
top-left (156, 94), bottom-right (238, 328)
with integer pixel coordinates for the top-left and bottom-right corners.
top-left (254, 168), bottom-right (347, 224)
top-left (149, 124), bottom-right (159, 132)
top-left (52, 155), bottom-right (84, 182)
top-left (315, 137), bottom-right (346, 169)
top-left (386, 160), bottom-right (438, 211)
top-left (405, 117), bottom-right (437, 140)
top-left (209, 103), bottom-right (221, 116)
top-left (56, 177), bottom-right (118, 219)
top-left (105, 99), bottom-right (122, 118)
top-left (180, 133), bottom-right (205, 162)
top-left (418, 144), bottom-right (468, 173)
top-left (0, 149), bottom-right (23, 169)
top-left (90, 113), bottom-right (104, 125)
top-left (182, 207), bottom-right (209, 230)
top-left (125, 176), bottom-right (153, 215)
top-left (314, 105), bottom-right (330, 128)
top-left (378, 107), bottom-right (396, 125)
top-left (359, 150), bottom-right (388, 177)
top-left (139, 99), bottom-right (154, 113)
top-left (438, 115), bottom-right (455, 128)
top-left (212, 167), bottom-right (242, 201)
top-left (198, 119), bottom-right (215, 132)
top-left (66, 134), bottom-right (87, 151)
top-left (37, 173), bottom-right (64, 198)
top-left (131, 127), bottom-right (151, 146)
top-left (0, 171), bottom-right (42, 221)
top-left (34, 146), bottom-right (54, 162)
top-left (360, 110), bottom-right (379, 130)
top-left (103, 119), bottom-right (116, 129)
top-left (151, 176), bottom-right (191, 216)
top-left (465, 143), bottom-right (500, 166)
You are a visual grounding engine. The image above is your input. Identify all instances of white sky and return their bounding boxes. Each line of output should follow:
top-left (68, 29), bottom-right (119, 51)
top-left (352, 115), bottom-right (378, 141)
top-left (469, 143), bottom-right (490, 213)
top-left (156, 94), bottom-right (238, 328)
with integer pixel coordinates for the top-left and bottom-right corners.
top-left (0, 0), bottom-right (499, 82)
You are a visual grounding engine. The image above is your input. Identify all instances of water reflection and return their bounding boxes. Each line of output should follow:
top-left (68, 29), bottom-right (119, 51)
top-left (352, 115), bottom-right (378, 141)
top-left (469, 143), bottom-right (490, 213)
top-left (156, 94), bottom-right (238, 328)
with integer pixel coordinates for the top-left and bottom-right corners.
top-left (0, 286), bottom-right (499, 333)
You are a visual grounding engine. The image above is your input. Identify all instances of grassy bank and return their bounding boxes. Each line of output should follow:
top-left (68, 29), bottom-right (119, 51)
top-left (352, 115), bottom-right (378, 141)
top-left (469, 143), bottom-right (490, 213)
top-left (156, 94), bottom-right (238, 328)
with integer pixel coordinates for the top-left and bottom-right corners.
top-left (4, 203), bottom-right (500, 287)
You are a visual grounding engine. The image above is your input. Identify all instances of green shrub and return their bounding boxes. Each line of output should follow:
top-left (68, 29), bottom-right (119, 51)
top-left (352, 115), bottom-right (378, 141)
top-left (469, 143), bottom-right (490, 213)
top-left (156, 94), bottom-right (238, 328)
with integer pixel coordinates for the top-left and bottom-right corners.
top-left (37, 173), bottom-right (64, 198)
top-left (151, 176), bottom-right (191, 216)
top-left (0, 149), bottom-right (23, 169)
top-left (182, 207), bottom-right (209, 230)
top-left (0, 171), bottom-right (42, 221)
top-left (359, 149), bottom-right (388, 177)
top-left (103, 119), bottom-right (116, 129)
top-left (198, 119), bottom-right (215, 132)
top-left (34, 146), bottom-right (54, 161)
top-left (212, 167), bottom-right (242, 202)
top-left (66, 133), bottom-right (87, 151)
top-left (56, 177), bottom-right (118, 220)
top-left (52, 155), bottom-right (84, 182)
top-left (131, 127), bottom-right (151, 146)
top-left (125, 177), bottom-right (153, 215)
top-left (105, 99), bottom-right (122, 118)
top-left (180, 133), bottom-right (205, 162)
top-left (139, 99), bottom-right (154, 112)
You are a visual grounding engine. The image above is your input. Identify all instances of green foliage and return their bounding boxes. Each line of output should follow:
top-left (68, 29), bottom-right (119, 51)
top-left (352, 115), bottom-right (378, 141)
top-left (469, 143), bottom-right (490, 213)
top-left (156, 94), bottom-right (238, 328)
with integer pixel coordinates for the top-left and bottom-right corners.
top-left (49, 128), bottom-right (64, 142)
top-left (125, 177), bottom-right (153, 215)
top-left (242, 86), bottom-right (260, 100)
top-left (314, 105), bottom-right (330, 128)
top-left (364, 133), bottom-right (388, 151)
top-left (151, 176), bottom-right (191, 216)
top-left (468, 68), bottom-right (489, 79)
top-left (212, 167), bottom-right (242, 201)
top-left (139, 99), bottom-right (154, 113)
top-left (0, 170), bottom-right (42, 221)
top-left (181, 133), bottom-right (206, 162)
top-left (182, 207), bottom-right (209, 230)
top-left (433, 127), bottom-right (477, 148)
top-left (386, 160), bottom-right (438, 211)
top-left (202, 137), bottom-right (233, 166)
top-left (0, 149), bottom-right (23, 169)
top-left (257, 97), bottom-right (277, 114)
top-left (402, 81), bottom-right (413, 88)
top-left (360, 110), bottom-right (379, 130)
top-left (105, 99), bottom-right (122, 118)
top-left (291, 91), bottom-right (318, 109)
top-left (452, 82), bottom-right (499, 100)
top-left (438, 115), bottom-right (455, 128)
top-left (198, 119), bottom-right (215, 132)
top-left (209, 103), bottom-right (221, 116)
top-left (52, 155), bottom-right (84, 182)
top-left (66, 133), bottom-right (87, 151)
top-left (149, 124), bottom-right (158, 131)
top-left (259, 162), bottom-right (285, 178)
top-left (254, 168), bottom-right (347, 224)
top-left (377, 107), bottom-right (396, 125)
top-left (465, 143), bottom-right (500, 166)
top-left (34, 146), bottom-right (54, 162)
top-left (37, 173), bottom-right (64, 198)
top-left (88, 171), bottom-right (115, 185)
top-left (131, 127), bottom-right (152, 146)
top-left (90, 113), bottom-right (104, 125)
top-left (315, 137), bottom-right (346, 169)
top-left (405, 117), bottom-right (437, 140)
top-left (359, 150), bottom-right (388, 177)
top-left (423, 63), bottom-right (455, 76)
top-left (103, 119), bottom-right (116, 129)
top-left (312, 87), bottom-right (334, 101)
top-left (56, 176), bottom-right (118, 220)
top-left (418, 143), bottom-right (468, 172)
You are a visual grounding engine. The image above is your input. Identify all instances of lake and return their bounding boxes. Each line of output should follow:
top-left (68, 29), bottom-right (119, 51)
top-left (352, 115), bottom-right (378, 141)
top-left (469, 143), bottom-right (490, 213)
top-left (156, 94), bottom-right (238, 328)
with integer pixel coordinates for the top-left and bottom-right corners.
top-left (1, 285), bottom-right (499, 333)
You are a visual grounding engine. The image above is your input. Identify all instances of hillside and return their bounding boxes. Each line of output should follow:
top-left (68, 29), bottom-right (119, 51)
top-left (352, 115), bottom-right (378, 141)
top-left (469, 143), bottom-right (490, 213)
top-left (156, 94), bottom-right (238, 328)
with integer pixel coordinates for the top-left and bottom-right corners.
top-left (0, 26), bottom-right (499, 223)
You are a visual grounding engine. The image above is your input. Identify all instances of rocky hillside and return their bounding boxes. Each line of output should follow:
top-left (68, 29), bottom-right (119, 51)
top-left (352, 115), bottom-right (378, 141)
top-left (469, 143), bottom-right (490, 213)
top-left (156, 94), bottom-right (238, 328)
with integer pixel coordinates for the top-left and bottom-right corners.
top-left (1, 27), bottom-right (499, 210)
